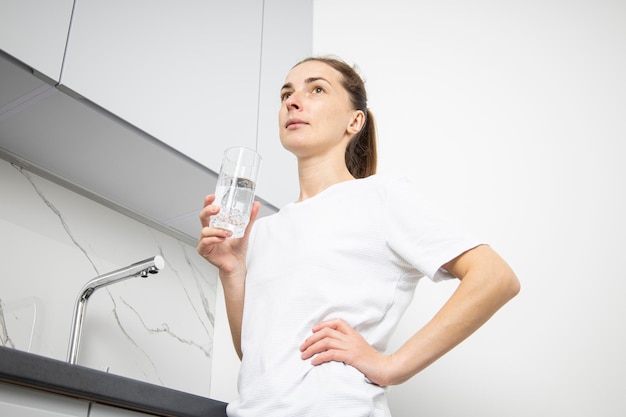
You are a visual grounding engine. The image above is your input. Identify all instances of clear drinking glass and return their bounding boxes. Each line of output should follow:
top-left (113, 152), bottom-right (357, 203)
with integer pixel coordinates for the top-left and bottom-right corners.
top-left (209, 146), bottom-right (262, 238)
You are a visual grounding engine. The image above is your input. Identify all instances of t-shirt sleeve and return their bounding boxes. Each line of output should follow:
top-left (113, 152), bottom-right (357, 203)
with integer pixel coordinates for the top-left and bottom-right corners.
top-left (384, 176), bottom-right (485, 282)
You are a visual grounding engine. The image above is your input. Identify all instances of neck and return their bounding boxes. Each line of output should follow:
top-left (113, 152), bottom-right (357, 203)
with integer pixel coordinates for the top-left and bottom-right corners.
top-left (296, 154), bottom-right (354, 202)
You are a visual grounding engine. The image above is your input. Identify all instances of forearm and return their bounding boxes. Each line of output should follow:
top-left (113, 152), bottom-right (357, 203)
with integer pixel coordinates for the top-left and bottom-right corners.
top-left (388, 248), bottom-right (520, 385)
top-left (219, 270), bottom-right (246, 360)
top-left (198, 199), bottom-right (260, 360)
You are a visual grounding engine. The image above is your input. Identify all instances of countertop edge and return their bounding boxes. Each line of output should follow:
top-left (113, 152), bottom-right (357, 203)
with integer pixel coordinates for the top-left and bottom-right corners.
top-left (0, 346), bottom-right (227, 417)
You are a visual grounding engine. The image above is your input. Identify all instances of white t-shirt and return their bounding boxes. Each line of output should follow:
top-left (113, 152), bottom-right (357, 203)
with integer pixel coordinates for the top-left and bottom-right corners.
top-left (227, 174), bottom-right (483, 417)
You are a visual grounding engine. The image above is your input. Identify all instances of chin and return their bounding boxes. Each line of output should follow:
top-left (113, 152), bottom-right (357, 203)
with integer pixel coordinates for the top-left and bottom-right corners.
top-left (279, 133), bottom-right (307, 153)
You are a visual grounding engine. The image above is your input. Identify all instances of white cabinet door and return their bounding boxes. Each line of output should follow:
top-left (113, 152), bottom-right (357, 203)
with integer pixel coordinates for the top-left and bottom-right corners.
top-left (88, 403), bottom-right (154, 417)
top-left (60, 0), bottom-right (264, 174)
top-left (254, 0), bottom-right (312, 208)
top-left (0, 0), bottom-right (74, 81)
top-left (0, 382), bottom-right (88, 417)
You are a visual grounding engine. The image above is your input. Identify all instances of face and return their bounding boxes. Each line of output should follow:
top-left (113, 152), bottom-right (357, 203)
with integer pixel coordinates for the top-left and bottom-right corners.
top-left (278, 60), bottom-right (364, 159)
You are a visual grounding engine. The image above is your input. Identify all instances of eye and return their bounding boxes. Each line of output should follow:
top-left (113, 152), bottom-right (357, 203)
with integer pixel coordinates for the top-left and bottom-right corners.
top-left (312, 86), bottom-right (325, 94)
top-left (280, 91), bottom-right (292, 101)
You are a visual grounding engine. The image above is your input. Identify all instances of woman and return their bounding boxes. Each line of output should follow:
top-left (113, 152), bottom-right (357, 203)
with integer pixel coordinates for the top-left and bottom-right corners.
top-left (198, 56), bottom-right (520, 416)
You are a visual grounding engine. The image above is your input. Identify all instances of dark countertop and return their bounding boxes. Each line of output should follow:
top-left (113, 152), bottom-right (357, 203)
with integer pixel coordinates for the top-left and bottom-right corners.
top-left (0, 346), bottom-right (227, 417)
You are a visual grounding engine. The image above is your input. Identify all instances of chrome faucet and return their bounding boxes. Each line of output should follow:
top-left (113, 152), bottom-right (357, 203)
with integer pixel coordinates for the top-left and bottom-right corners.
top-left (67, 255), bottom-right (165, 364)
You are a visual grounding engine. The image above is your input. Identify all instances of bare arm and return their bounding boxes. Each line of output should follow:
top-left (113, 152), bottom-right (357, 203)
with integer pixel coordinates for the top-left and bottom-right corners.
top-left (218, 269), bottom-right (246, 359)
top-left (382, 244), bottom-right (520, 384)
top-left (300, 244), bottom-right (520, 385)
top-left (197, 196), bottom-right (260, 359)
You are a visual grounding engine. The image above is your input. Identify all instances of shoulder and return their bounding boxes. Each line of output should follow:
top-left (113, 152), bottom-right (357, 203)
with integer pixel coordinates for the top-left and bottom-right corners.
top-left (356, 174), bottom-right (421, 201)
top-left (354, 173), bottom-right (413, 191)
top-left (361, 173), bottom-right (405, 184)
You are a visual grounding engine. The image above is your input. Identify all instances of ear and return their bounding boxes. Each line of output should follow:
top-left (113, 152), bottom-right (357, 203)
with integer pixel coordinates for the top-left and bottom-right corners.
top-left (347, 110), bottom-right (366, 135)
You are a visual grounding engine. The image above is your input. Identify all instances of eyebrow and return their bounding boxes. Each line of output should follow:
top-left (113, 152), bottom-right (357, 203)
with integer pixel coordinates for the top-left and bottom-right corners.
top-left (281, 77), bottom-right (331, 91)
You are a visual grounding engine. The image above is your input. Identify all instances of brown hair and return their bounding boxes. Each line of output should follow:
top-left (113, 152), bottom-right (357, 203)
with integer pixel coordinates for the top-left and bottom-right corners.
top-left (296, 56), bottom-right (378, 178)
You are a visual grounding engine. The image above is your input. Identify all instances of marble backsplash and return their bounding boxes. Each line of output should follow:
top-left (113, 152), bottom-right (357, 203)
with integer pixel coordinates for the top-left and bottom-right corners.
top-left (0, 157), bottom-right (217, 397)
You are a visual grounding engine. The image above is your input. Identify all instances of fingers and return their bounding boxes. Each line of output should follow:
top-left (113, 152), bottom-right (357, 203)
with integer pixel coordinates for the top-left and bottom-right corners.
top-left (198, 225), bottom-right (232, 242)
top-left (197, 195), bottom-right (232, 259)
top-left (312, 318), bottom-right (350, 333)
top-left (242, 201), bottom-right (262, 237)
top-left (200, 196), bottom-right (260, 236)
top-left (309, 345), bottom-right (350, 367)
top-left (300, 319), bottom-right (353, 362)
top-left (300, 327), bottom-right (343, 355)
top-left (299, 319), bottom-right (392, 385)
top-left (199, 195), bottom-right (218, 228)
top-left (197, 227), bottom-right (231, 259)
top-left (203, 194), bottom-right (216, 206)
top-left (196, 196), bottom-right (259, 267)
top-left (301, 331), bottom-right (349, 365)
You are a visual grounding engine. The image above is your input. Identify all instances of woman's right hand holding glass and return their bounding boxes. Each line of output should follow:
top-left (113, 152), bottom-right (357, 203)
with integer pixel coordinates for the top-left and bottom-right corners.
top-left (197, 194), bottom-right (260, 277)
top-left (198, 194), bottom-right (258, 358)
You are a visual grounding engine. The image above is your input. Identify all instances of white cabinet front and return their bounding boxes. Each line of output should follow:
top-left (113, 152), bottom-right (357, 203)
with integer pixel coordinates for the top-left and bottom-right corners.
top-left (0, 382), bottom-right (88, 417)
top-left (0, 0), bottom-right (75, 81)
top-left (88, 403), bottom-right (155, 417)
top-left (60, 0), bottom-right (264, 174)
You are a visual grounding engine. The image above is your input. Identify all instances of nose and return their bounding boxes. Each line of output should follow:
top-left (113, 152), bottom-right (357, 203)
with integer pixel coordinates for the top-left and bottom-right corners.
top-left (285, 91), bottom-right (301, 111)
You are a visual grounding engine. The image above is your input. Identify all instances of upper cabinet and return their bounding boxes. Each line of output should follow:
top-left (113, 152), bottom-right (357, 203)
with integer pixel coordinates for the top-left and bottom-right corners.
top-left (60, 0), bottom-right (263, 173)
top-left (254, 0), bottom-right (312, 207)
top-left (0, 0), bottom-right (311, 239)
top-left (0, 0), bottom-right (75, 81)
top-left (58, 0), bottom-right (311, 207)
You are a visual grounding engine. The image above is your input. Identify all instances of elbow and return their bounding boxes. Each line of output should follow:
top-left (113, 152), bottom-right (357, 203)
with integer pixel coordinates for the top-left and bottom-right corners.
top-left (479, 251), bottom-right (520, 306)
top-left (487, 246), bottom-right (521, 302)
top-left (498, 264), bottom-right (521, 303)
top-left (506, 271), bottom-right (521, 300)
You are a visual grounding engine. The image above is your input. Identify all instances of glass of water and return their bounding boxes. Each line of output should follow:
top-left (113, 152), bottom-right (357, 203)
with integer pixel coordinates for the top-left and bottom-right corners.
top-left (209, 146), bottom-right (262, 238)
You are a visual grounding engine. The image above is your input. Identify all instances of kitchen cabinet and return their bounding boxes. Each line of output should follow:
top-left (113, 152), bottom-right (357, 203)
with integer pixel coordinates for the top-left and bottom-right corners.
top-left (0, 0), bottom-right (74, 81)
top-left (1, 0), bottom-right (311, 241)
top-left (0, 382), bottom-right (204, 417)
top-left (59, 0), bottom-right (311, 208)
top-left (0, 381), bottom-right (88, 417)
top-left (254, 0), bottom-right (311, 207)
top-left (0, 347), bottom-right (228, 417)
top-left (60, 0), bottom-right (264, 176)
top-left (89, 403), bottom-right (155, 417)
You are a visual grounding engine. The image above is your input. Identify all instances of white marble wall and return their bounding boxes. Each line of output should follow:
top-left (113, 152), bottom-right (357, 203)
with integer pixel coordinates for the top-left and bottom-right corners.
top-left (0, 158), bottom-right (217, 398)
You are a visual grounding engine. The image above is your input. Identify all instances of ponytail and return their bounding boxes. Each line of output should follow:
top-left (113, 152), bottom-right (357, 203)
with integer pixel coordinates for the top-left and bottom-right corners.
top-left (346, 109), bottom-right (377, 178)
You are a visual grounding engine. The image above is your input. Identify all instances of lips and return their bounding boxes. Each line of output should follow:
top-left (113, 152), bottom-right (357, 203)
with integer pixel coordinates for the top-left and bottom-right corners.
top-left (285, 118), bottom-right (307, 130)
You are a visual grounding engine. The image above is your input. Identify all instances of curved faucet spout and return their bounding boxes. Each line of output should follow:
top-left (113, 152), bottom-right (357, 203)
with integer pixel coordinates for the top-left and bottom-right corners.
top-left (67, 255), bottom-right (165, 364)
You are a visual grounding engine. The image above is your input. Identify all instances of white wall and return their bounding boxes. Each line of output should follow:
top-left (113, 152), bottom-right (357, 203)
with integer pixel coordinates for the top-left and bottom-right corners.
top-left (210, 1), bottom-right (626, 415)
top-left (313, 0), bottom-right (626, 416)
